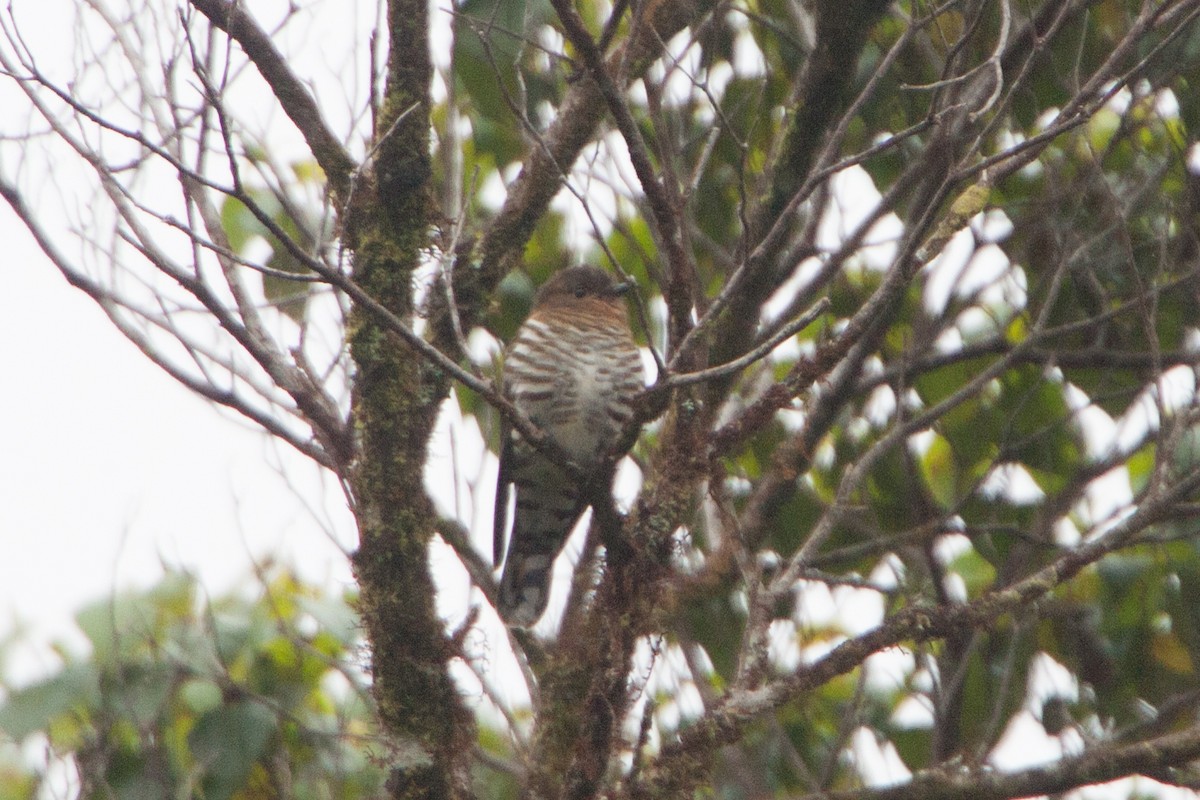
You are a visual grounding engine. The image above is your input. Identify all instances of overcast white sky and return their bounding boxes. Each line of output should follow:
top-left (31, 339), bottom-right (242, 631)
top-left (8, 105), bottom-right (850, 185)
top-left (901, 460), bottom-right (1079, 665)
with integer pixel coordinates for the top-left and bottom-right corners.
top-left (0, 0), bottom-right (375, 683)
top-left (0, 217), bottom-right (359, 681)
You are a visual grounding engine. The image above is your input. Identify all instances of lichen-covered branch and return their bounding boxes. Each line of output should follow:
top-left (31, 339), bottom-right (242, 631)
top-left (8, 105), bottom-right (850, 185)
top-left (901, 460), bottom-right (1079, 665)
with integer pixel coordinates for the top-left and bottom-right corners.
top-left (633, 464), bottom-right (1200, 796)
top-left (789, 724), bottom-right (1200, 800)
top-left (343, 0), bottom-right (473, 797)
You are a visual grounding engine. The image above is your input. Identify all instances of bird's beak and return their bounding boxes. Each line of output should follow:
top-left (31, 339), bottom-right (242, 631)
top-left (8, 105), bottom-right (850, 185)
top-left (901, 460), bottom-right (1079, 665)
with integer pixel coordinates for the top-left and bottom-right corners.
top-left (611, 280), bottom-right (634, 297)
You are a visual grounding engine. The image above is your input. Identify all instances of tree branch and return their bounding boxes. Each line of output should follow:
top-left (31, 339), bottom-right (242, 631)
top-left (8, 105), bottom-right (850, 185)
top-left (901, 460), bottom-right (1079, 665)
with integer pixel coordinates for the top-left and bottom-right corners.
top-left (455, 1), bottom-right (718, 334)
top-left (187, 0), bottom-right (357, 200)
top-left (635, 465), bottom-right (1200, 796)
top-left (696, 0), bottom-right (892, 395)
top-left (0, 178), bottom-right (336, 469)
top-left (788, 724), bottom-right (1200, 800)
top-left (549, 0), bottom-right (695, 353)
top-left (654, 298), bottom-right (830, 392)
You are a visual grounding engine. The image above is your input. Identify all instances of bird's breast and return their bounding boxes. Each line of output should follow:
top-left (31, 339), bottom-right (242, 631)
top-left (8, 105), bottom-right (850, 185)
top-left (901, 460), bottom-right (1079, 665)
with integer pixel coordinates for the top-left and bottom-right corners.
top-left (505, 313), bottom-right (644, 463)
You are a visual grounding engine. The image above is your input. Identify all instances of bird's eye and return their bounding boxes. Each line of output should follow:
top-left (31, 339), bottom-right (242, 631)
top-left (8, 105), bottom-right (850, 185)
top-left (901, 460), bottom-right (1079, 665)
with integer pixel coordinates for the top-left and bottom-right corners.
top-left (574, 287), bottom-right (586, 298)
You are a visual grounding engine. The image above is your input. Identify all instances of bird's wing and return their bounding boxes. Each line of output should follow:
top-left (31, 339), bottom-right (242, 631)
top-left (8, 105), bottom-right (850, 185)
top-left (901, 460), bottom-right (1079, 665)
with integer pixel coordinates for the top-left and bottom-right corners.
top-left (493, 418), bottom-right (515, 567)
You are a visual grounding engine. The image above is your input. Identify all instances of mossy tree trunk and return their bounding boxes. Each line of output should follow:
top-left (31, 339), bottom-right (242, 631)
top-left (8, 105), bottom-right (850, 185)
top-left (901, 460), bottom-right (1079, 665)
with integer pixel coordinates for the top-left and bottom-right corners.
top-left (344, 0), bottom-right (473, 796)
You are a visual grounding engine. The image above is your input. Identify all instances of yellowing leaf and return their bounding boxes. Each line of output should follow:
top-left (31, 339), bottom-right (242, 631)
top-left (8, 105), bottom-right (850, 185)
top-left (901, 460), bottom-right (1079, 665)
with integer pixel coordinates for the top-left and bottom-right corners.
top-left (1151, 632), bottom-right (1194, 675)
top-left (919, 432), bottom-right (957, 509)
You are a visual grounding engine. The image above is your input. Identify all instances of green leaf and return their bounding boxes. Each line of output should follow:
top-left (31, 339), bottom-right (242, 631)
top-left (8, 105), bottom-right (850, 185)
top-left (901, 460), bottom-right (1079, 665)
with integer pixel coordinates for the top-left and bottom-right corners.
top-left (218, 190), bottom-right (316, 322)
top-left (0, 664), bottom-right (100, 740)
top-left (296, 593), bottom-right (360, 649)
top-left (1126, 442), bottom-right (1156, 495)
top-left (919, 432), bottom-right (957, 509)
top-left (0, 758), bottom-right (38, 800)
top-left (102, 662), bottom-right (176, 729)
top-left (452, 0), bottom-right (555, 168)
top-left (180, 678), bottom-right (223, 714)
top-left (188, 701), bottom-right (277, 800)
top-left (888, 725), bottom-right (932, 772)
top-left (219, 195), bottom-right (261, 254)
top-left (488, 269), bottom-right (536, 342)
top-left (945, 547), bottom-right (997, 598)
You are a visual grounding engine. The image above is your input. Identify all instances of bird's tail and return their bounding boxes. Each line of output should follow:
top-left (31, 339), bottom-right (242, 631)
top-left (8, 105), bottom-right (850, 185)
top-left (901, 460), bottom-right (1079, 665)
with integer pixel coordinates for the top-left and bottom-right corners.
top-left (496, 471), bottom-right (583, 627)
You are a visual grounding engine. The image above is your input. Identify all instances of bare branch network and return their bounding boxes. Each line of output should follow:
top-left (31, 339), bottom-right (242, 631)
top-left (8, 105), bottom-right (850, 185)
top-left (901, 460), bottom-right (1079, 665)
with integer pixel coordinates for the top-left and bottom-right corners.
top-left (4, 0), bottom-right (1200, 798)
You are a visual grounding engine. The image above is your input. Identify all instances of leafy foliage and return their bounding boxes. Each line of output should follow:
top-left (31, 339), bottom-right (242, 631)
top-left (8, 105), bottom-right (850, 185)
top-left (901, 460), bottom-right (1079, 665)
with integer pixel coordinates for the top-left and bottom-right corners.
top-left (0, 571), bottom-right (382, 800)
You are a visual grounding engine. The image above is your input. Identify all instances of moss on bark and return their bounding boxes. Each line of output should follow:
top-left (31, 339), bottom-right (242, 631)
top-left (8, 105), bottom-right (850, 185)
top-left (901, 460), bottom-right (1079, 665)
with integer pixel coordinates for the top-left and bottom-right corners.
top-left (344, 1), bottom-right (473, 797)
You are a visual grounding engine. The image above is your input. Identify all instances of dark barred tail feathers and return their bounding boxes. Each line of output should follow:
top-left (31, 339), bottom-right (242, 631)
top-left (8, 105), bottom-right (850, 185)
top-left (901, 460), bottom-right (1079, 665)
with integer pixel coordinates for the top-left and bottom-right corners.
top-left (494, 450), bottom-right (585, 626)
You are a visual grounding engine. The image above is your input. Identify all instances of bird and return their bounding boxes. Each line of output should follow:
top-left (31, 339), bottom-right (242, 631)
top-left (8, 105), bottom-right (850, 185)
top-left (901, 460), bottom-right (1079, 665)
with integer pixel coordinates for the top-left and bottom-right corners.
top-left (494, 265), bottom-right (646, 627)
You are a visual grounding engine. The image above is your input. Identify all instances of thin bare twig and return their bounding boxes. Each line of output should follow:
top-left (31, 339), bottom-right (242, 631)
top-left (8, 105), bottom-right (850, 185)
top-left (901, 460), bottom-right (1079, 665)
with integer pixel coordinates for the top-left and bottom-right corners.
top-left (187, 0), bottom-right (357, 197)
top-left (655, 298), bottom-right (830, 391)
top-left (549, 0), bottom-right (695, 353)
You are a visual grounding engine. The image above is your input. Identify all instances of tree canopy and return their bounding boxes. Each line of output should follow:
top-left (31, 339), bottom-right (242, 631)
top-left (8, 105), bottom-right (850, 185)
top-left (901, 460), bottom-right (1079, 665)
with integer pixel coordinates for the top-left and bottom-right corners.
top-left (4, 0), bottom-right (1200, 798)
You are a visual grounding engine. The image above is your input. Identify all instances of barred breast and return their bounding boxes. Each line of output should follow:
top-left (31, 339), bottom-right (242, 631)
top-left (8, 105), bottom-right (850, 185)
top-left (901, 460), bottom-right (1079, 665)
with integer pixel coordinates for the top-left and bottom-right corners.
top-left (504, 308), bottom-right (643, 462)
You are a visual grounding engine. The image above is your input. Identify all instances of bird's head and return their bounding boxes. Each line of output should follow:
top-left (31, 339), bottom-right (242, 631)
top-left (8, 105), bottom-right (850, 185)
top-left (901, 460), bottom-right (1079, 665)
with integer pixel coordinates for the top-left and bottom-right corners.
top-left (532, 265), bottom-right (633, 311)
